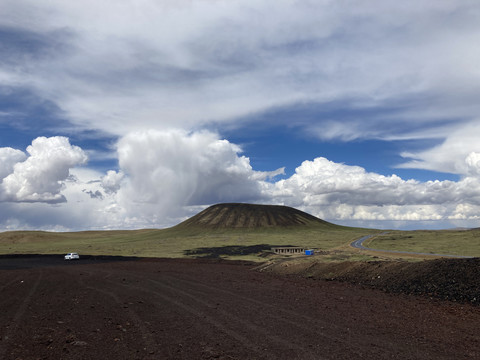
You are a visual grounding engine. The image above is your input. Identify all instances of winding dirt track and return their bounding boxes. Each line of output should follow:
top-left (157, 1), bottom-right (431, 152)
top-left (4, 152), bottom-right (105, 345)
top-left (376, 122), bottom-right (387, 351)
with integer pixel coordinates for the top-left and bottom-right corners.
top-left (0, 257), bottom-right (479, 359)
top-left (351, 235), bottom-right (474, 259)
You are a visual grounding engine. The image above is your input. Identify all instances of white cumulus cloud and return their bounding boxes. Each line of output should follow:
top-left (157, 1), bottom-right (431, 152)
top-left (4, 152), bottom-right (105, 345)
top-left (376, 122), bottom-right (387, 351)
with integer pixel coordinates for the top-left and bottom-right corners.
top-left (114, 129), bottom-right (282, 222)
top-left (0, 136), bottom-right (87, 203)
top-left (268, 156), bottom-right (480, 227)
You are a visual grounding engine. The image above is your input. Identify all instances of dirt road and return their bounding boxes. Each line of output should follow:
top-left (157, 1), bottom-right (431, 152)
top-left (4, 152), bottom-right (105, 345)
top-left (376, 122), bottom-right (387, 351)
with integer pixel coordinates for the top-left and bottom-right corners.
top-left (0, 257), bottom-right (479, 359)
top-left (351, 235), bottom-right (474, 258)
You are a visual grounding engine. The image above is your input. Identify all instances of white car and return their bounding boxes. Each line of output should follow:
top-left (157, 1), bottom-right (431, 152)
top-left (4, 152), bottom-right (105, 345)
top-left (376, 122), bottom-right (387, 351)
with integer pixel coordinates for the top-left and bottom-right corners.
top-left (64, 252), bottom-right (80, 260)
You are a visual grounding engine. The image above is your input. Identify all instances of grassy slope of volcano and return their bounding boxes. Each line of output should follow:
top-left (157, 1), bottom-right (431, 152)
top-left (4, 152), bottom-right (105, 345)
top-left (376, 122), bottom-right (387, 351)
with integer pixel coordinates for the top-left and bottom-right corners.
top-left (172, 203), bottom-right (342, 232)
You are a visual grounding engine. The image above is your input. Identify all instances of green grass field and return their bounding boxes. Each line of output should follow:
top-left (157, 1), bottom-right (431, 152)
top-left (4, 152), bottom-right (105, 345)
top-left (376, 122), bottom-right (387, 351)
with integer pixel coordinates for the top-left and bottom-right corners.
top-left (366, 229), bottom-right (480, 257)
top-left (0, 225), bottom-right (374, 261)
top-left (2, 219), bottom-right (479, 261)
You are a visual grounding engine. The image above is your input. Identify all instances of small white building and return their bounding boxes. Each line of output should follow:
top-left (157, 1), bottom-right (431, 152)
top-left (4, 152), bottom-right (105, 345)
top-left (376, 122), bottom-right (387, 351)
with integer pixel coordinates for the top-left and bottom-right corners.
top-left (271, 247), bottom-right (306, 255)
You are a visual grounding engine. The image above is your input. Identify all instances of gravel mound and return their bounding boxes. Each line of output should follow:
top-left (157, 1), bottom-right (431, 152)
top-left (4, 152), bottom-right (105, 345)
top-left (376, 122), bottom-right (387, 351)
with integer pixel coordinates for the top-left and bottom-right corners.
top-left (265, 257), bottom-right (480, 305)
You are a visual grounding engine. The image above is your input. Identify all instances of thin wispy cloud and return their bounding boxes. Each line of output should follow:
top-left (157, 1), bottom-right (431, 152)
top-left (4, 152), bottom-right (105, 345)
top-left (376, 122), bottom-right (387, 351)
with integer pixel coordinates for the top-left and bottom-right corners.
top-left (2, 1), bottom-right (479, 137)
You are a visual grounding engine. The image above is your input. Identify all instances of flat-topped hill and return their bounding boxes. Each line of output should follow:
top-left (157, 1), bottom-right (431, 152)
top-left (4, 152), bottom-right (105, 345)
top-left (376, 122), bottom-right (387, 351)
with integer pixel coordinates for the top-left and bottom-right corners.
top-left (173, 203), bottom-right (338, 230)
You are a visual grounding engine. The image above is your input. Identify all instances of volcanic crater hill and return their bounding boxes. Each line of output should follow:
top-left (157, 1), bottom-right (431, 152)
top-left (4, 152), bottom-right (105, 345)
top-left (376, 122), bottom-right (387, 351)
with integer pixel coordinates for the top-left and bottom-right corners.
top-left (173, 203), bottom-right (339, 230)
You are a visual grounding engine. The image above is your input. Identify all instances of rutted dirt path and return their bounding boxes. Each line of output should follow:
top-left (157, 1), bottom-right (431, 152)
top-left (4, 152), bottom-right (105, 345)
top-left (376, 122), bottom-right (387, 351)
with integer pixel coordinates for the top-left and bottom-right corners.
top-left (0, 258), bottom-right (479, 359)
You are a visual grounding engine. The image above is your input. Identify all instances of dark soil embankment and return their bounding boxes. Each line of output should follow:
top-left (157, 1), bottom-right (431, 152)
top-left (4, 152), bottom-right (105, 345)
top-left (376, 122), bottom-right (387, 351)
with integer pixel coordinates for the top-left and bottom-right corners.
top-left (263, 257), bottom-right (480, 305)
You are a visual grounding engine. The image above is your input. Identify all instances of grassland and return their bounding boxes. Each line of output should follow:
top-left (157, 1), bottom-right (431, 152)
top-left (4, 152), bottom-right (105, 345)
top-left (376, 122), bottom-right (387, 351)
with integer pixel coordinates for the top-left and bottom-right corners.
top-left (2, 226), bottom-right (480, 261)
top-left (365, 229), bottom-right (480, 258)
top-left (2, 200), bottom-right (479, 261)
top-left (0, 225), bottom-right (374, 261)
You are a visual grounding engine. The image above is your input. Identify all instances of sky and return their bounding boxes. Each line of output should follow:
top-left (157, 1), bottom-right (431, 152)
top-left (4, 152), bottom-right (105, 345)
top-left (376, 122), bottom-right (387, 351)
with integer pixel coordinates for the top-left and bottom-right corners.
top-left (1, 0), bottom-right (480, 231)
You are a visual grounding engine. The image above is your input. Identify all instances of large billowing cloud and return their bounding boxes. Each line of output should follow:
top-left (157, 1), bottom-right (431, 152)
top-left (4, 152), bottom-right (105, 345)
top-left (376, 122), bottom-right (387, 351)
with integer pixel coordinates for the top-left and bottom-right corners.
top-left (113, 130), bottom-right (283, 223)
top-left (0, 136), bottom-right (87, 203)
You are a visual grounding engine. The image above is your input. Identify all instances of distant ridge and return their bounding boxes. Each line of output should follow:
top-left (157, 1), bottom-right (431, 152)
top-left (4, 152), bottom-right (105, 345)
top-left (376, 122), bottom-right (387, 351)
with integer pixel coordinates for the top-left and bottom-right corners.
top-left (174, 203), bottom-right (337, 230)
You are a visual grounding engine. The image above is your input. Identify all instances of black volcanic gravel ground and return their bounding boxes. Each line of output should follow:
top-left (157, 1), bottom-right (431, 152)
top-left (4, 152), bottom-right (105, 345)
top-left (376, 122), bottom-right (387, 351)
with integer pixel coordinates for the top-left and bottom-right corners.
top-left (0, 257), bottom-right (479, 359)
top-left (266, 257), bottom-right (480, 305)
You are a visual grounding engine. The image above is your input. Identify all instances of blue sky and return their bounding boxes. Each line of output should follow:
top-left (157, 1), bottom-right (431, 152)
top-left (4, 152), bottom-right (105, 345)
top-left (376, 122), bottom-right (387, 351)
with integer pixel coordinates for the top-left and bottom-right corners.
top-left (1, 0), bottom-right (480, 231)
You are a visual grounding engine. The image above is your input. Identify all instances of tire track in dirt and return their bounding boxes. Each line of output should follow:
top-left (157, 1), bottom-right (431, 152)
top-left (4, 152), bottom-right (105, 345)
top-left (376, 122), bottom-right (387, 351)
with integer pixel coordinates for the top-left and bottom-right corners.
top-left (145, 277), bottom-right (322, 360)
top-left (0, 275), bottom-right (24, 307)
top-left (36, 261), bottom-right (473, 359)
top-left (0, 275), bottom-right (23, 293)
top-left (1, 260), bottom-right (478, 359)
top-left (165, 273), bottom-right (339, 327)
top-left (97, 267), bottom-right (324, 359)
top-left (94, 267), bottom-right (291, 358)
top-left (159, 274), bottom-right (350, 343)
top-left (155, 273), bottom-right (435, 358)
top-left (66, 264), bottom-right (466, 359)
top-left (0, 271), bottom-right (42, 359)
top-left (74, 268), bottom-right (158, 357)
top-left (97, 267), bottom-right (394, 358)
top-left (102, 275), bottom-right (268, 358)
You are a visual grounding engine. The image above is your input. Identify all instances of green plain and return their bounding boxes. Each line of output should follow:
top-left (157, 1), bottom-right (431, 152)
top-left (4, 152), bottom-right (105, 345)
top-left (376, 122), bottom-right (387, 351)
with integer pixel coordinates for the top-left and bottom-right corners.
top-left (366, 229), bottom-right (480, 257)
top-left (0, 225), bottom-right (374, 261)
top-left (2, 224), bottom-right (480, 261)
